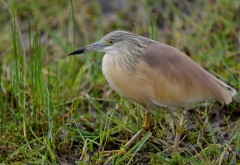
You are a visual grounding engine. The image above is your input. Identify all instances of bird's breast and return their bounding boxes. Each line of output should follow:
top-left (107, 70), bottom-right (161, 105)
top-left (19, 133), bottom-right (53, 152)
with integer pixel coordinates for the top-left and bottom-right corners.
top-left (102, 54), bottom-right (154, 106)
top-left (102, 54), bottom-right (127, 97)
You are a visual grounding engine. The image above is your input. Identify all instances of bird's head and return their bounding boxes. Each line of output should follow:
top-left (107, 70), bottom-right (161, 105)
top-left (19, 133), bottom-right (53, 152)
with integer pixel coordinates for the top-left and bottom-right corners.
top-left (68, 31), bottom-right (154, 56)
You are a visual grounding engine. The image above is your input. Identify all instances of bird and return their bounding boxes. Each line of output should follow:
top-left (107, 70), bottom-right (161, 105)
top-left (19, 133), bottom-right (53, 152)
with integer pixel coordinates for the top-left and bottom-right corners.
top-left (68, 30), bottom-right (237, 152)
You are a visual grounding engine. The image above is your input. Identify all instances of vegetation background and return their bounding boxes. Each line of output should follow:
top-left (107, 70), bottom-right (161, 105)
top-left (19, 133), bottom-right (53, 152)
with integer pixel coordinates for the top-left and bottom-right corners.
top-left (0, 0), bottom-right (239, 164)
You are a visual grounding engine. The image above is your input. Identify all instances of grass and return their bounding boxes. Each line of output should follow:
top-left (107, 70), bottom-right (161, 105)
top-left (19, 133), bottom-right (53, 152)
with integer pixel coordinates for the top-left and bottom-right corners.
top-left (0, 0), bottom-right (240, 164)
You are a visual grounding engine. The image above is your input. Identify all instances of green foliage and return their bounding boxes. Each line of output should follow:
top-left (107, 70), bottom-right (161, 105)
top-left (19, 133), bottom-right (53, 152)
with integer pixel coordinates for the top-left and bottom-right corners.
top-left (0, 0), bottom-right (239, 164)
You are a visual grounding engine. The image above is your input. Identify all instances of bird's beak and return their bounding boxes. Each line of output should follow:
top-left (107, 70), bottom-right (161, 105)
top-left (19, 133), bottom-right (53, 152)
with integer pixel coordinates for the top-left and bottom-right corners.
top-left (68, 41), bottom-right (108, 56)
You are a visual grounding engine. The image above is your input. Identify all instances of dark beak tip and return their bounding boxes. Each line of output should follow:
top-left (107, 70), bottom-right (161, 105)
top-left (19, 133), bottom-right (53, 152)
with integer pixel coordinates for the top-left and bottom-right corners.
top-left (68, 48), bottom-right (86, 56)
top-left (67, 52), bottom-right (75, 56)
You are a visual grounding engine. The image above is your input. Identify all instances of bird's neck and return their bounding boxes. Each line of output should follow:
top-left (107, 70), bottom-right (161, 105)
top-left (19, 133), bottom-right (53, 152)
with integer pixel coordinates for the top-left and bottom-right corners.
top-left (106, 50), bottom-right (139, 72)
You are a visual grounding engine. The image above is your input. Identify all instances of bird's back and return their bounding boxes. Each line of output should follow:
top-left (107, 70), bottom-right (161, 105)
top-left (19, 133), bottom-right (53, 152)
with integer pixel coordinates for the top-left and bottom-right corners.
top-left (141, 43), bottom-right (236, 107)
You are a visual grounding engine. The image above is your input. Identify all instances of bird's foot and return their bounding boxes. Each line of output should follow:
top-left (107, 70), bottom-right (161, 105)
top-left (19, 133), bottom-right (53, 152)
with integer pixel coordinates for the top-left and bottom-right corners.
top-left (101, 128), bottom-right (145, 156)
top-left (101, 147), bottom-right (126, 156)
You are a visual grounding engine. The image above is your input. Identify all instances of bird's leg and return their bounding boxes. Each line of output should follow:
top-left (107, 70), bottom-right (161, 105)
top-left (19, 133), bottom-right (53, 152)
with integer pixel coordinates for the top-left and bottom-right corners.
top-left (143, 109), bottom-right (150, 130)
top-left (173, 114), bottom-right (184, 152)
top-left (173, 118), bottom-right (181, 152)
top-left (169, 111), bottom-right (185, 152)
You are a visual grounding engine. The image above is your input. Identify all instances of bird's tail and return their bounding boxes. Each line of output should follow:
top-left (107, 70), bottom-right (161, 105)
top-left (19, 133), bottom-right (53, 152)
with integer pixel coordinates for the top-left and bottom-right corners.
top-left (214, 77), bottom-right (237, 104)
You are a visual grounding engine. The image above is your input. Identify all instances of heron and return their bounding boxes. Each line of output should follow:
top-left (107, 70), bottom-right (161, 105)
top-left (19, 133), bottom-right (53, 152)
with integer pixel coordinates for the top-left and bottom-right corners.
top-left (68, 30), bottom-right (236, 152)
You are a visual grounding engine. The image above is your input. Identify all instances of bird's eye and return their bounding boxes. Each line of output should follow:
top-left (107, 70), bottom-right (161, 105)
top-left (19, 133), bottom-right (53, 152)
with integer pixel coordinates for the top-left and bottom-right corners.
top-left (109, 40), bottom-right (113, 44)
